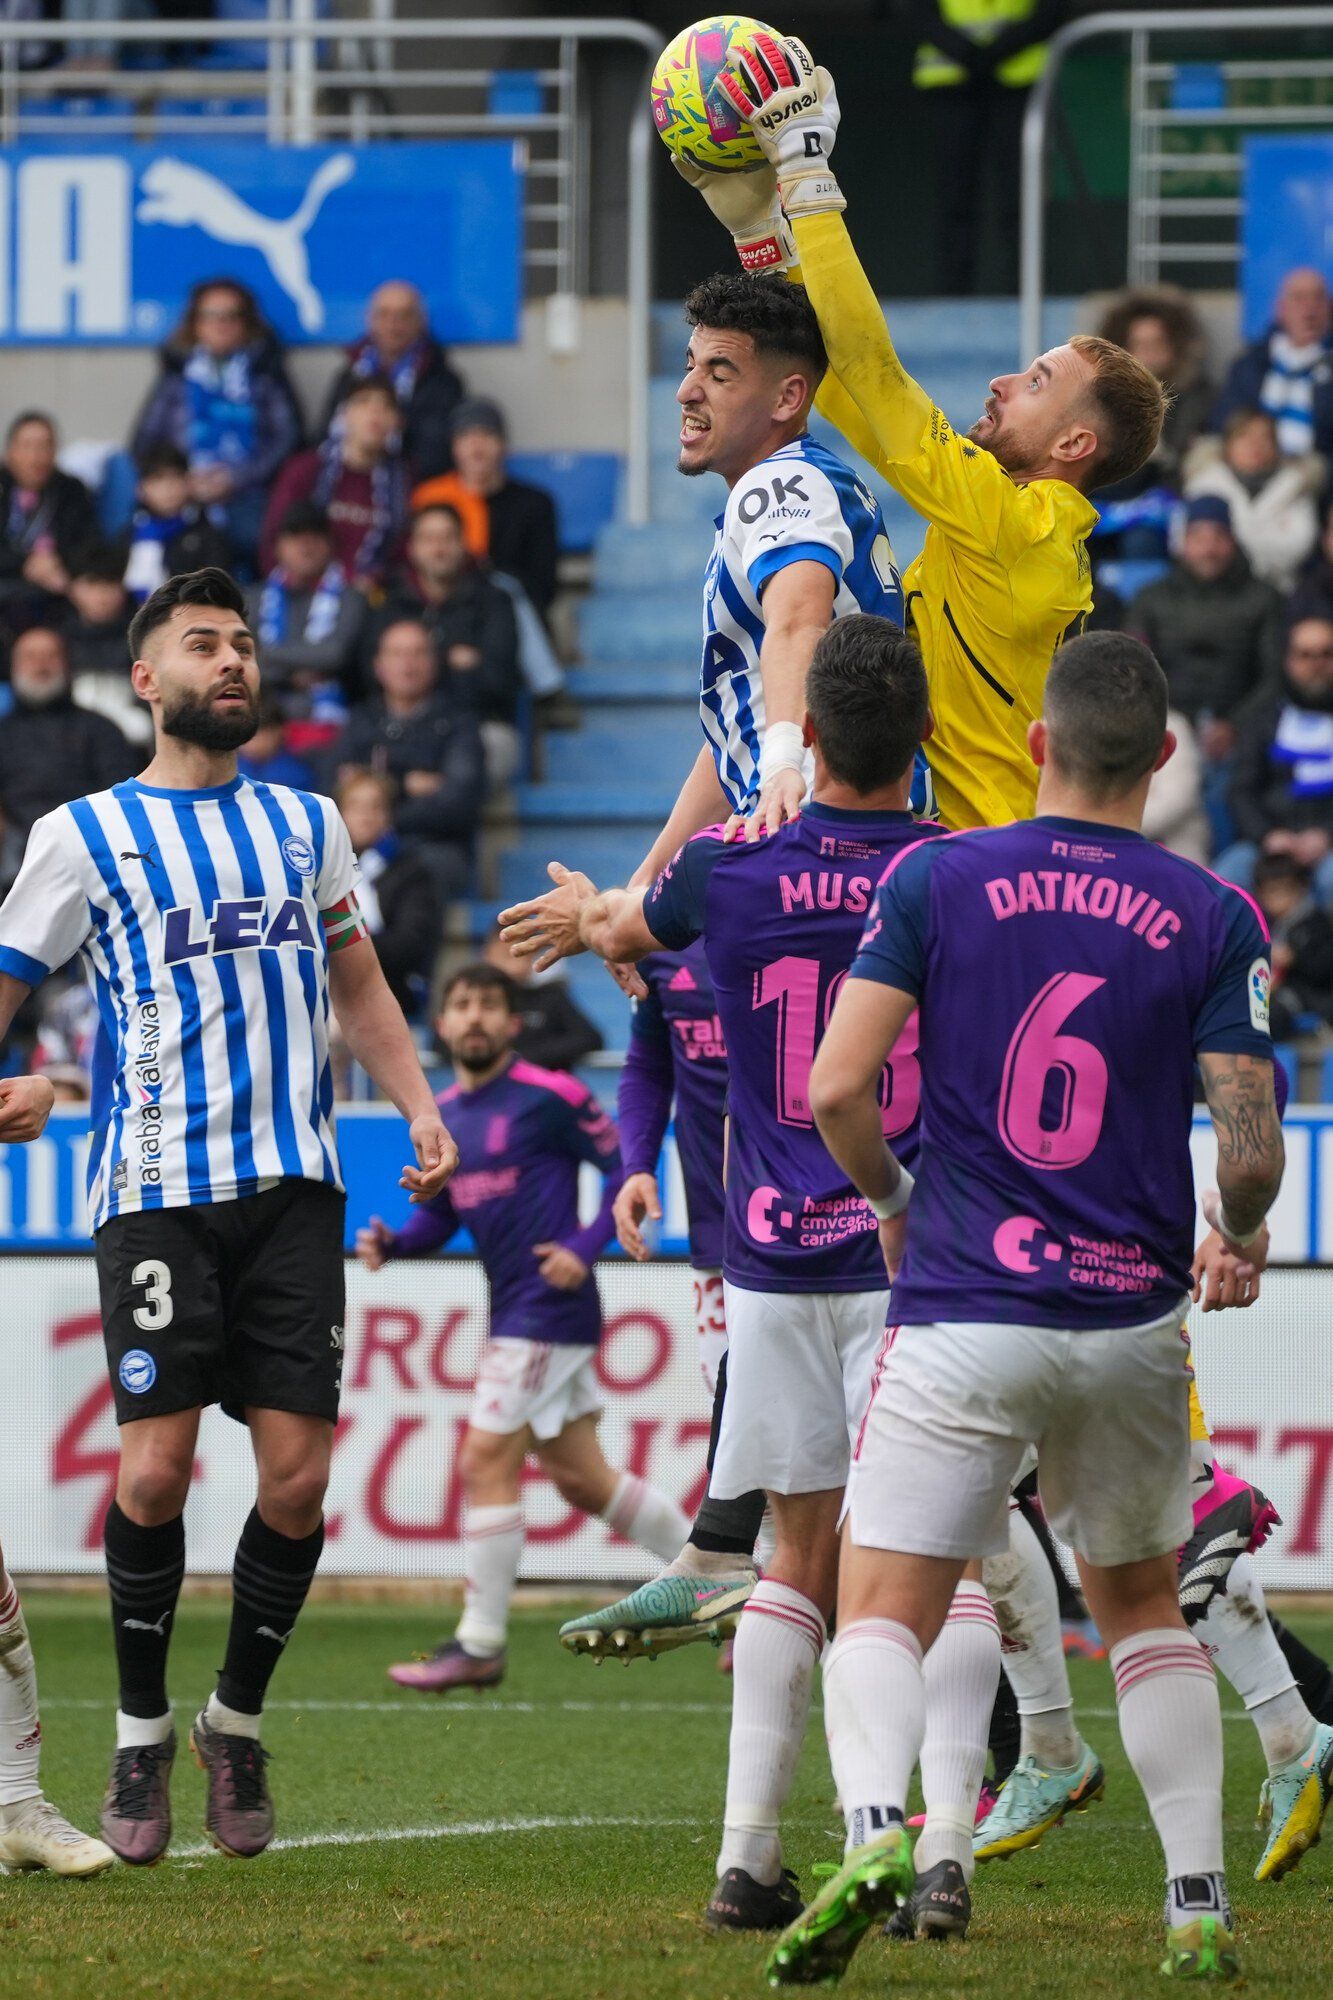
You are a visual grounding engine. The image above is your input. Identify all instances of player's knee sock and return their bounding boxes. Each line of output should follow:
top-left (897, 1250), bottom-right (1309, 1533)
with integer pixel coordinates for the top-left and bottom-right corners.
top-left (983, 1503), bottom-right (1081, 1770)
top-left (1196, 1555), bottom-right (1316, 1772)
top-left (1111, 1627), bottom-right (1226, 1895)
top-left (917, 1584), bottom-right (1001, 1879)
top-left (455, 1504), bottom-right (525, 1656)
top-left (602, 1473), bottom-right (689, 1565)
top-left (824, 1618), bottom-right (925, 1856)
top-left (104, 1501), bottom-right (184, 1744)
top-left (1270, 1614), bottom-right (1333, 1726)
top-left (0, 1571), bottom-right (40, 1806)
top-left (688, 1488), bottom-right (766, 1560)
top-left (212, 1508), bottom-right (325, 1727)
top-left (717, 1580), bottom-right (824, 1885)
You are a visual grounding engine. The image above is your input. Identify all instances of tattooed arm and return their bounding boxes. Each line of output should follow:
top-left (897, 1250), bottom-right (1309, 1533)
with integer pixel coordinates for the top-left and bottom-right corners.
top-left (1198, 1051), bottom-right (1285, 1253)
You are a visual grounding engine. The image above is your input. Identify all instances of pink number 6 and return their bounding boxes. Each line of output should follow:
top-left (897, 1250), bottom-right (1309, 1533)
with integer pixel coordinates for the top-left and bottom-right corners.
top-left (998, 971), bottom-right (1107, 1170)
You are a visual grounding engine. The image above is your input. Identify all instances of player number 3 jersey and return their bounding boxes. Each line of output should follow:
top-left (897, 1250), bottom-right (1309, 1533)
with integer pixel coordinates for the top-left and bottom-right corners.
top-left (0, 775), bottom-right (360, 1230)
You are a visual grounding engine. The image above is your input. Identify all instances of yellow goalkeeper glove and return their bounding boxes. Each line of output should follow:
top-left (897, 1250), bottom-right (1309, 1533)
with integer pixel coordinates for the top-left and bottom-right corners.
top-left (717, 32), bottom-right (845, 221)
top-left (671, 156), bottom-right (795, 273)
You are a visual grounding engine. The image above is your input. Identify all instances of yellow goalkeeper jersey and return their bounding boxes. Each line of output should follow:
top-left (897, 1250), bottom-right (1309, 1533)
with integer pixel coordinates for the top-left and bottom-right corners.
top-left (791, 212), bottom-right (1098, 832)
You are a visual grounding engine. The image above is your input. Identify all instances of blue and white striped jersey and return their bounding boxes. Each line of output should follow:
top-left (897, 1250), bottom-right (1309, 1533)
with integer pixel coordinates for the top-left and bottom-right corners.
top-left (0, 774), bottom-right (359, 1231)
top-left (700, 433), bottom-right (906, 812)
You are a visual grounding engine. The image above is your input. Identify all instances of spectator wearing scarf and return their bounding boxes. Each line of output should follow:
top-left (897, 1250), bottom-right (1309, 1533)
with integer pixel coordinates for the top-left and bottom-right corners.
top-left (318, 280), bottom-right (465, 483)
top-left (1213, 268), bottom-right (1333, 461)
top-left (261, 377), bottom-right (408, 591)
top-left (130, 279), bottom-right (303, 566)
top-left (244, 502), bottom-right (367, 712)
top-left (124, 444), bottom-right (231, 604)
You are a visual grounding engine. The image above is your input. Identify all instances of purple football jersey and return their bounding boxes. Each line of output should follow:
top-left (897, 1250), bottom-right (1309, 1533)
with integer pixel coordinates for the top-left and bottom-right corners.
top-left (850, 815), bottom-right (1274, 1328)
top-left (618, 941), bottom-right (727, 1269)
top-left (388, 1057), bottom-right (620, 1346)
top-left (645, 803), bottom-right (941, 1293)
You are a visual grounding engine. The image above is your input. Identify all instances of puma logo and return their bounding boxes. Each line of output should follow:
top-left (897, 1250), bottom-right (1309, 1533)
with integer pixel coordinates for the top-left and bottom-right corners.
top-left (120, 850), bottom-right (158, 866)
top-left (257, 1624), bottom-right (293, 1646)
top-left (123, 1611), bottom-right (171, 1636)
top-left (137, 155), bottom-right (355, 333)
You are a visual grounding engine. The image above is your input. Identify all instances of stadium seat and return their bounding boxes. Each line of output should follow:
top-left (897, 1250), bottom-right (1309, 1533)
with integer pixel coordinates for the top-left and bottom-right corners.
top-left (97, 450), bottom-right (139, 539)
top-left (1095, 558), bottom-right (1171, 602)
top-left (506, 452), bottom-right (620, 554)
top-left (488, 70), bottom-right (544, 117)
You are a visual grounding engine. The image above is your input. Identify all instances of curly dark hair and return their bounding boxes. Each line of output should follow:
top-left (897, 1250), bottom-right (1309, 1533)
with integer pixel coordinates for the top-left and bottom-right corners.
top-left (170, 276), bottom-right (267, 353)
top-left (684, 270), bottom-right (827, 383)
top-left (1094, 285), bottom-right (1206, 387)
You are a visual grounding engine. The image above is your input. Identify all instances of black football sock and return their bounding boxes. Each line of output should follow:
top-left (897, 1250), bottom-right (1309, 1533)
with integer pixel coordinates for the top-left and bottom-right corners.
top-left (1016, 1487), bottom-right (1085, 1623)
top-left (216, 1508), bottom-right (325, 1716)
top-left (104, 1501), bottom-right (185, 1720)
top-left (1270, 1615), bottom-right (1333, 1725)
top-left (987, 1663), bottom-right (1021, 1786)
top-left (686, 1348), bottom-right (765, 1557)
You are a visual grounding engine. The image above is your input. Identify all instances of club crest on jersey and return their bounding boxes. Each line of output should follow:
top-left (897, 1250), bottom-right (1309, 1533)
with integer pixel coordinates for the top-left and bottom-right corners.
top-left (281, 834), bottom-right (316, 877)
top-left (163, 897), bottom-right (318, 964)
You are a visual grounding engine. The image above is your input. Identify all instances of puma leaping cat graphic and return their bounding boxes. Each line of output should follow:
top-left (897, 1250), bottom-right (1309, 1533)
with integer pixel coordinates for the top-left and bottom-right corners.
top-left (137, 154), bottom-right (355, 333)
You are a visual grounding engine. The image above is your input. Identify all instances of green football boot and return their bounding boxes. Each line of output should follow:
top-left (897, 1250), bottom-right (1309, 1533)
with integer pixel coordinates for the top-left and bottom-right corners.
top-left (1160, 1915), bottom-right (1240, 1980)
top-left (765, 1829), bottom-right (914, 1987)
top-left (558, 1567), bottom-right (755, 1662)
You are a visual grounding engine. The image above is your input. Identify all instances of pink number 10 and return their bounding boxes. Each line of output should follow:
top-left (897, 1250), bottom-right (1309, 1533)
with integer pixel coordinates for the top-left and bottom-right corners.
top-left (998, 971), bottom-right (1108, 1170)
top-left (754, 954), bottom-right (919, 1138)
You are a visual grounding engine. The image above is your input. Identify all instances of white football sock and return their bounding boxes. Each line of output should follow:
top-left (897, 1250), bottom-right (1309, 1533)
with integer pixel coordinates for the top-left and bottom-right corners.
top-left (204, 1692), bottom-right (261, 1741)
top-left (115, 1709), bottom-right (173, 1749)
top-left (455, 1504), bottom-right (525, 1657)
top-left (824, 1618), bottom-right (924, 1855)
top-left (0, 1574), bottom-right (40, 1806)
top-left (663, 1545), bottom-right (755, 1581)
top-left (717, 1580), bottom-right (825, 1885)
top-left (755, 1508), bottom-right (777, 1573)
top-left (983, 1503), bottom-right (1081, 1769)
top-left (602, 1474), bottom-right (690, 1564)
top-left (917, 1584), bottom-right (1001, 1879)
top-left (1112, 1626), bottom-right (1224, 1879)
top-left (1196, 1555), bottom-right (1316, 1772)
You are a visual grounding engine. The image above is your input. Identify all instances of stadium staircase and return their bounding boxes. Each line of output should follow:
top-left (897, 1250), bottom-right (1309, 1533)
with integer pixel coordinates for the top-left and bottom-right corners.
top-left (484, 298), bottom-right (1078, 1054)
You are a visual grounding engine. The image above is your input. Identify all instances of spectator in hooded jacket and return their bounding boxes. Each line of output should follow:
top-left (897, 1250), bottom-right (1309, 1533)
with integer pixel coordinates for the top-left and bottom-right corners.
top-left (130, 278), bottom-right (303, 567)
top-left (412, 398), bottom-right (558, 618)
top-left (373, 503), bottom-right (521, 779)
top-left (0, 412), bottom-right (96, 616)
top-left (261, 376), bottom-right (408, 591)
top-left (0, 626), bottom-right (136, 834)
top-left (124, 443), bottom-right (231, 603)
top-left (333, 617), bottom-right (485, 901)
top-left (1217, 615), bottom-right (1333, 905)
top-left (1212, 267), bottom-right (1333, 460)
top-left (317, 280), bottom-right (465, 484)
top-left (1184, 407), bottom-right (1323, 594)
top-left (337, 769), bottom-right (441, 1015)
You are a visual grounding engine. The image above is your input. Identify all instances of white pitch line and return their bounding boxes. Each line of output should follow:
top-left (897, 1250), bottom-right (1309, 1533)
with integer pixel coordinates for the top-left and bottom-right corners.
top-left (169, 1813), bottom-right (699, 1863)
top-left (40, 1697), bottom-right (734, 1716)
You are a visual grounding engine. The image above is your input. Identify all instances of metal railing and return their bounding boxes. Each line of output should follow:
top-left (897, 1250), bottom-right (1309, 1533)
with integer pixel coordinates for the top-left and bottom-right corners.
top-left (1020, 7), bottom-right (1333, 365)
top-left (0, 10), bottom-right (659, 523)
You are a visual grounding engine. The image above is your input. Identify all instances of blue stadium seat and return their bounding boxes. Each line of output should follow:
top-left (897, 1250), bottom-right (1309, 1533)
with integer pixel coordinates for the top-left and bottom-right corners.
top-left (97, 450), bottom-right (139, 538)
top-left (1171, 64), bottom-right (1226, 113)
top-left (507, 451), bottom-right (620, 554)
top-left (201, 0), bottom-right (329, 70)
top-left (25, 95), bottom-right (137, 126)
top-left (1096, 558), bottom-right (1171, 604)
top-left (488, 70), bottom-right (544, 117)
top-left (1273, 1043), bottom-right (1298, 1097)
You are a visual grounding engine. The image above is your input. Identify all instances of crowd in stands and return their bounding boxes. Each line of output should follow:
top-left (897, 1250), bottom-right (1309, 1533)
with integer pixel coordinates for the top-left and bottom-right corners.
top-left (0, 270), bottom-right (576, 1075)
top-left (1086, 267), bottom-right (1333, 1052)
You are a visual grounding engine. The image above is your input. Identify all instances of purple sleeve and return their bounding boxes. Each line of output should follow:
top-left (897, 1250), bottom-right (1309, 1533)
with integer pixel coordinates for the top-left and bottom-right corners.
top-left (643, 831), bottom-right (726, 950)
top-left (560, 1087), bottom-right (623, 1267)
top-left (617, 983), bottom-right (674, 1179)
top-left (386, 1185), bottom-right (459, 1257)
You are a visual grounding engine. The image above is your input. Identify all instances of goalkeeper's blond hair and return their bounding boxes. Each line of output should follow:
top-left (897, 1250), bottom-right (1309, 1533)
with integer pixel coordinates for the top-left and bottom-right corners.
top-left (1069, 334), bottom-right (1169, 491)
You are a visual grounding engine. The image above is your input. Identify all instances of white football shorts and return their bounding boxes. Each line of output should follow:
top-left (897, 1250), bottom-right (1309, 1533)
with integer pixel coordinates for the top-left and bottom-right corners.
top-left (694, 1268), bottom-right (727, 1397)
top-left (468, 1336), bottom-right (603, 1441)
top-left (711, 1281), bottom-right (890, 1499)
top-left (847, 1303), bottom-right (1193, 1568)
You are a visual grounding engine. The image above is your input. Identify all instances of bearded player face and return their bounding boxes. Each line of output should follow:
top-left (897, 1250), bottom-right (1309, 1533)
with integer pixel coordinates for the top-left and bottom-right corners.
top-left (139, 603), bottom-right (262, 751)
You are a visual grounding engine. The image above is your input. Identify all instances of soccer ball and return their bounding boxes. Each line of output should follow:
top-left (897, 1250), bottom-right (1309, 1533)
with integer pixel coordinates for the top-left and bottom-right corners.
top-left (650, 16), bottom-right (778, 174)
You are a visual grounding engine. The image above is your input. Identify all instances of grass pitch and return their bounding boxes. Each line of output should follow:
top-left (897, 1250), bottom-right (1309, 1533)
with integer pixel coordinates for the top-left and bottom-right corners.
top-left (5, 1596), bottom-right (1333, 1998)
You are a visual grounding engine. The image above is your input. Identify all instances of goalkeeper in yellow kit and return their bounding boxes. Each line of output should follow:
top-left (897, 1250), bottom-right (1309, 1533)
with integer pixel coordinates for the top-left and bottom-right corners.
top-left (687, 33), bottom-right (1165, 832)
top-left (682, 35), bottom-right (1333, 1921)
